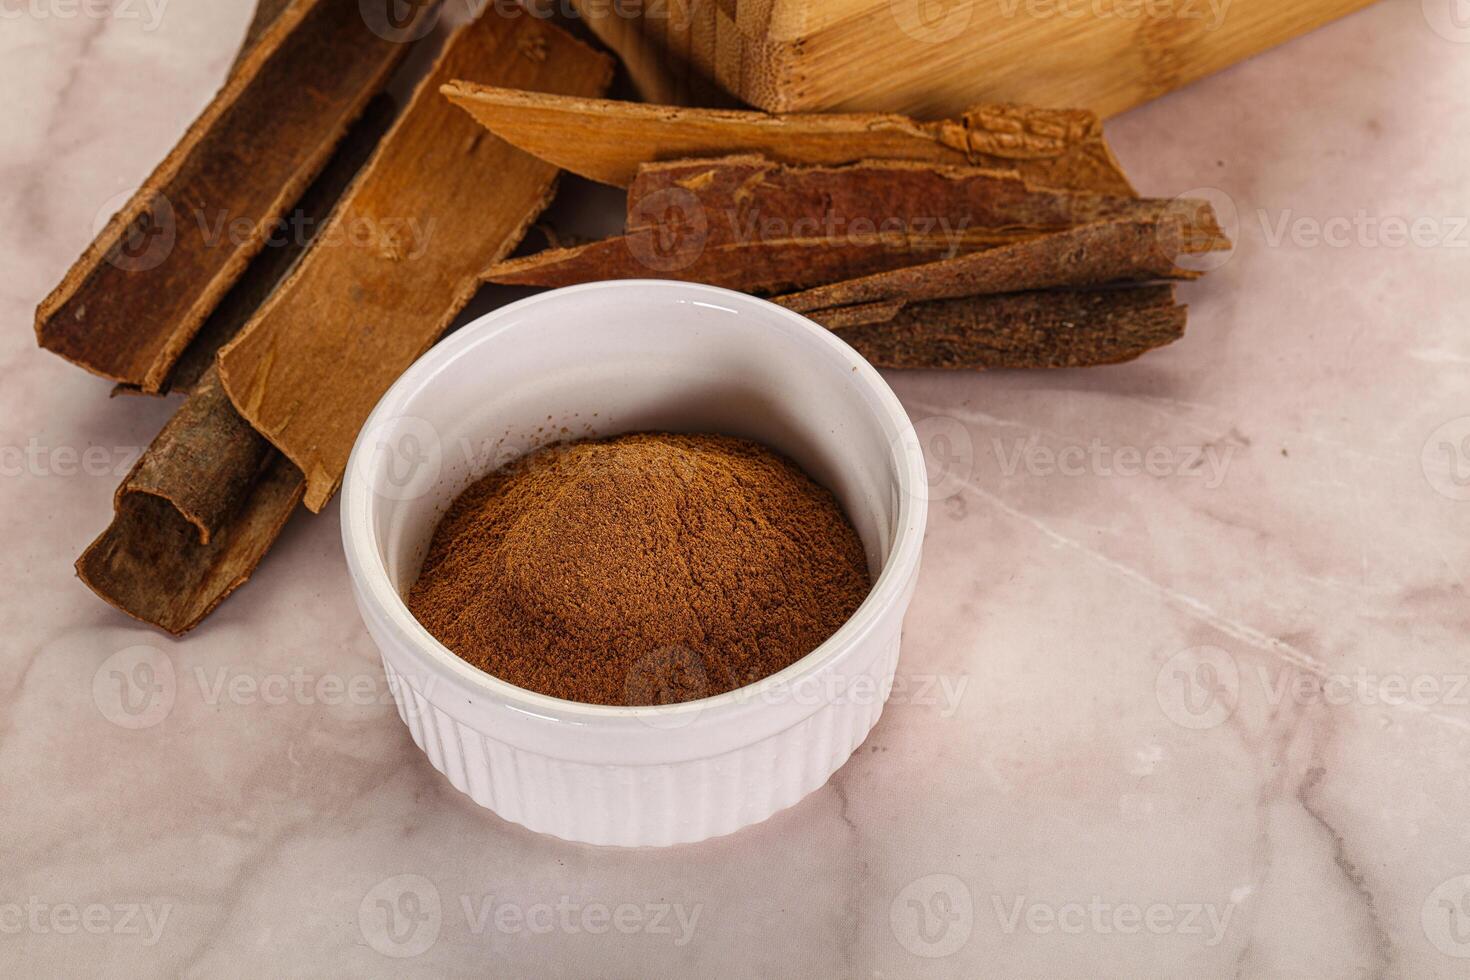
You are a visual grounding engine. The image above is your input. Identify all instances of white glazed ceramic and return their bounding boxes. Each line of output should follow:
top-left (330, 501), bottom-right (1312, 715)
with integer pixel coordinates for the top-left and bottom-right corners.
top-left (341, 281), bottom-right (927, 847)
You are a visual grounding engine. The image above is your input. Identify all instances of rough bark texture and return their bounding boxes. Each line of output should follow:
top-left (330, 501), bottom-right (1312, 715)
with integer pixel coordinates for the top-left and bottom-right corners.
top-left (77, 84), bottom-right (407, 634)
top-left (35, 0), bottom-right (421, 391)
top-left (486, 156), bottom-right (1225, 293)
top-left (118, 368), bottom-right (277, 543)
top-left (124, 94), bottom-right (399, 397)
top-left (806, 299), bottom-right (909, 330)
top-left (77, 453), bottom-right (304, 636)
top-left (218, 13), bottom-right (614, 513)
top-left (628, 156), bottom-right (1221, 246)
top-left (485, 234), bottom-right (995, 295)
top-left (827, 286), bottom-right (1188, 370)
top-left (777, 218), bottom-right (1201, 316)
top-left (440, 85), bottom-right (1137, 195)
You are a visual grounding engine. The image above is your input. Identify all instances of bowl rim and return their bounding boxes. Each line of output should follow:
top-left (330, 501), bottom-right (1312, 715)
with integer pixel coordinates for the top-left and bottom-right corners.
top-left (341, 280), bottom-right (927, 725)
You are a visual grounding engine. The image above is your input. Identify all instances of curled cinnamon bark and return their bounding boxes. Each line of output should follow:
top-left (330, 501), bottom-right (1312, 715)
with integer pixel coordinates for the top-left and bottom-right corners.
top-left (117, 95), bottom-right (398, 398)
top-left (76, 370), bottom-right (304, 635)
top-left (486, 156), bottom-right (1225, 294)
top-left (485, 234), bottom-right (997, 295)
top-left (627, 157), bottom-right (1219, 245)
top-left (776, 217), bottom-right (1205, 316)
top-left (35, 0), bottom-right (423, 392)
top-left (217, 13), bottom-right (615, 513)
top-left (441, 85), bottom-right (1137, 195)
top-left (825, 286), bottom-right (1187, 370)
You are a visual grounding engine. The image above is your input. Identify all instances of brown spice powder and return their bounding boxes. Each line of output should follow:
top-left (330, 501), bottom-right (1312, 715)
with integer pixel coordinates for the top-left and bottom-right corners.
top-left (406, 433), bottom-right (872, 706)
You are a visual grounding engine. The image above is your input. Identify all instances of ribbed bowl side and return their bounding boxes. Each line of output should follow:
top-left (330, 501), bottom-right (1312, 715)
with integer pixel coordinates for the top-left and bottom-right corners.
top-left (379, 630), bottom-right (901, 847)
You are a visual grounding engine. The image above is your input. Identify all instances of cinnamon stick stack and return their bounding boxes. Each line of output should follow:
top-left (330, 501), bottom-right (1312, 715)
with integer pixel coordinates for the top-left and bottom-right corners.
top-left (36, 0), bottom-right (421, 393)
top-left (460, 88), bottom-right (1228, 371)
top-left (48, 8), bottom-right (613, 633)
top-left (38, 6), bottom-right (1228, 635)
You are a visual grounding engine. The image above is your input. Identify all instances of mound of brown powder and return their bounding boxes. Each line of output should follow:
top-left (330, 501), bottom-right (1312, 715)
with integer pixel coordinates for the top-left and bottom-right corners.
top-left (406, 432), bottom-right (872, 706)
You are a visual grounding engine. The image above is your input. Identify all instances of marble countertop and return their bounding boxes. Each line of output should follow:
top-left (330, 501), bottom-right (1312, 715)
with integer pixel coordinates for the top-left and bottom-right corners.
top-left (4, 0), bottom-right (1469, 975)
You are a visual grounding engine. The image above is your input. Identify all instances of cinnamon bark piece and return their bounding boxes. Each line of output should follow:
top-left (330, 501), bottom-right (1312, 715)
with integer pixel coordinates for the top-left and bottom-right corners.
top-left (484, 234), bottom-right (999, 295)
top-left (217, 13), bottom-right (614, 514)
top-left (777, 218), bottom-right (1203, 315)
top-left (234, 0), bottom-right (293, 67)
top-left (827, 286), bottom-right (1187, 370)
top-left (439, 86), bottom-right (1137, 195)
top-left (76, 369), bottom-right (304, 635)
top-left (123, 368), bottom-right (276, 542)
top-left (35, 0), bottom-right (424, 392)
top-left (78, 460), bottom-right (304, 635)
top-left (806, 300), bottom-right (910, 330)
top-left (71, 1), bottom-right (394, 633)
top-left (121, 94), bottom-right (399, 397)
top-left (484, 156), bottom-right (1226, 293)
top-left (81, 92), bottom-right (398, 629)
top-left (630, 157), bottom-right (1221, 247)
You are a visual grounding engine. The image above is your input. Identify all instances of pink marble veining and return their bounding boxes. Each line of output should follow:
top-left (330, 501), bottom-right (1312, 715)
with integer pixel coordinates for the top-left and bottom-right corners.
top-left (1, 1), bottom-right (1468, 974)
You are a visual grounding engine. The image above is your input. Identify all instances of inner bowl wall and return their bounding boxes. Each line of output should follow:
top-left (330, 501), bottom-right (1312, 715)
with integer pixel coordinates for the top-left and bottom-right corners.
top-left (363, 290), bottom-right (907, 602)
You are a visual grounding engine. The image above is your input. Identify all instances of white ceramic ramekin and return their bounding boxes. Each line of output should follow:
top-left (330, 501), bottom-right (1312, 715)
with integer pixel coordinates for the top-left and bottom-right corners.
top-left (341, 281), bottom-right (926, 847)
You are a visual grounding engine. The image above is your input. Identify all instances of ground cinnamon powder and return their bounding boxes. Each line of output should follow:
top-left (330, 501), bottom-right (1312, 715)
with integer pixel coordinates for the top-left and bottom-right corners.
top-left (406, 432), bottom-right (872, 706)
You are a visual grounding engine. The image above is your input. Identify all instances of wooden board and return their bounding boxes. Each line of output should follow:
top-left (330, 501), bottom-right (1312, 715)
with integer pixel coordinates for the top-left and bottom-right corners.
top-left (572, 0), bottom-right (1379, 117)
